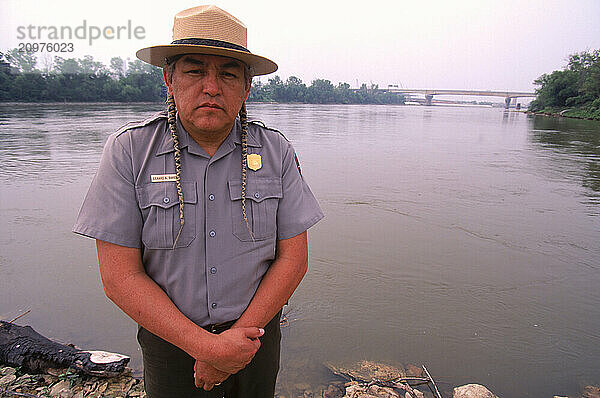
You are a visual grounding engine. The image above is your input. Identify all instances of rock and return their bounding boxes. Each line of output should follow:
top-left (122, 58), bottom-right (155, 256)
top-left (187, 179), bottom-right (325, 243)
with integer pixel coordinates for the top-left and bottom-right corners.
top-left (345, 383), bottom-right (378, 397)
top-left (43, 374), bottom-right (58, 384)
top-left (1, 366), bottom-right (17, 377)
top-left (453, 384), bottom-right (498, 398)
top-left (328, 360), bottom-right (406, 383)
top-left (406, 364), bottom-right (424, 377)
top-left (59, 389), bottom-right (75, 398)
top-left (343, 382), bottom-right (403, 398)
top-left (584, 385), bottom-right (600, 398)
top-left (49, 379), bottom-right (71, 397)
top-left (0, 373), bottom-right (16, 386)
top-left (365, 384), bottom-right (401, 397)
top-left (323, 383), bottom-right (346, 398)
top-left (406, 390), bottom-right (425, 398)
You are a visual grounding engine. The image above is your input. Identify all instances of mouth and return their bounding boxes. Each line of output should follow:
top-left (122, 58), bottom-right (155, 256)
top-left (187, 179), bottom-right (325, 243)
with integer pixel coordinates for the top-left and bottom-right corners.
top-left (197, 103), bottom-right (223, 110)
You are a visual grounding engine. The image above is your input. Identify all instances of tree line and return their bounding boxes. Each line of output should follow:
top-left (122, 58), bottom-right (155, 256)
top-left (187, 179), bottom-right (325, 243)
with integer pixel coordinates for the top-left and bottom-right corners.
top-left (529, 49), bottom-right (600, 120)
top-left (0, 49), bottom-right (404, 105)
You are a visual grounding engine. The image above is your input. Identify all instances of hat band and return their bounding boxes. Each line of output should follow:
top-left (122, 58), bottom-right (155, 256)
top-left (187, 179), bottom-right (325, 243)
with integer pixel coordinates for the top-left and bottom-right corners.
top-left (171, 38), bottom-right (250, 53)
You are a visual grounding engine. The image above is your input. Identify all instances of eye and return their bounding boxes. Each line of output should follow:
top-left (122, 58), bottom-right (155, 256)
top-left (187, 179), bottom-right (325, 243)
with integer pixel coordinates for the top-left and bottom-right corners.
top-left (221, 71), bottom-right (238, 79)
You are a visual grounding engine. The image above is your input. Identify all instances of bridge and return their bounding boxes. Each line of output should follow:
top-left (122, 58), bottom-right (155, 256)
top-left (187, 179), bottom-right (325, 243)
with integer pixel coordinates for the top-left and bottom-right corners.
top-left (385, 88), bottom-right (536, 108)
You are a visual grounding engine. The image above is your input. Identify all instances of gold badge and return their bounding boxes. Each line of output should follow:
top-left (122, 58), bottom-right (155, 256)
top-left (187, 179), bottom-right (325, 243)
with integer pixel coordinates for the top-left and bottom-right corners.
top-left (247, 154), bottom-right (262, 171)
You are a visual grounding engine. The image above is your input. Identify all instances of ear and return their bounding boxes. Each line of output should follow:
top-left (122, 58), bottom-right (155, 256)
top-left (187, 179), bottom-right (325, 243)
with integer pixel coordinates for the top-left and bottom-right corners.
top-left (162, 68), bottom-right (173, 95)
top-left (243, 81), bottom-right (251, 102)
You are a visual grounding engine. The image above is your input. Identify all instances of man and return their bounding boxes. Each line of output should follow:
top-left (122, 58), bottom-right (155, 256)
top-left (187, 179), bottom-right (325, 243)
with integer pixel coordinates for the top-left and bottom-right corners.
top-left (73, 5), bottom-right (323, 397)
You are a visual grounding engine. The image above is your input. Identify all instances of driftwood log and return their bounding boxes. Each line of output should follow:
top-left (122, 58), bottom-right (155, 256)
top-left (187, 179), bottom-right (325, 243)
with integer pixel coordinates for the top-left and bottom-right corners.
top-left (0, 321), bottom-right (129, 377)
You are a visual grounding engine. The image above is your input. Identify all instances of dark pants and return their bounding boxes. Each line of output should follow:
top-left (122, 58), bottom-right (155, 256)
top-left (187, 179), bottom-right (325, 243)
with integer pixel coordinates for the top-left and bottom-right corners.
top-left (137, 312), bottom-right (282, 398)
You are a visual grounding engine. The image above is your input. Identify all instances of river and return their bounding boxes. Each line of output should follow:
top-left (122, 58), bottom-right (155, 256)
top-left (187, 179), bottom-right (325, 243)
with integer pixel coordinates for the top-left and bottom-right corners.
top-left (0, 103), bottom-right (599, 397)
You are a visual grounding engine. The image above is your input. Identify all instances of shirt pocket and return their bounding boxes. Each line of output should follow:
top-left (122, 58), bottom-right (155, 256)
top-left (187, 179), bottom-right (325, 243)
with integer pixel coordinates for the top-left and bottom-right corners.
top-left (228, 177), bottom-right (282, 242)
top-left (136, 181), bottom-right (197, 249)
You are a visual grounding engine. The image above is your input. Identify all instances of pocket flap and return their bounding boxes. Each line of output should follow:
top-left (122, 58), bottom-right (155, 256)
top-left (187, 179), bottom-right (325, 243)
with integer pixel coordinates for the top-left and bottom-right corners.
top-left (228, 178), bottom-right (282, 202)
top-left (137, 181), bottom-right (197, 209)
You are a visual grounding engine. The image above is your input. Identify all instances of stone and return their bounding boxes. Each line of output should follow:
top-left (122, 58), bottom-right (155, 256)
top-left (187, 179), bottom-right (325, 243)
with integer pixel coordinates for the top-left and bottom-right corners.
top-left (0, 373), bottom-right (16, 386)
top-left (43, 374), bottom-right (58, 384)
top-left (328, 360), bottom-right (406, 383)
top-left (584, 385), bottom-right (600, 398)
top-left (365, 384), bottom-right (401, 397)
top-left (406, 364), bottom-right (424, 377)
top-left (49, 380), bottom-right (71, 397)
top-left (323, 383), bottom-right (346, 398)
top-left (1, 366), bottom-right (17, 377)
top-left (406, 390), bottom-right (425, 398)
top-left (344, 382), bottom-right (403, 398)
top-left (453, 384), bottom-right (498, 398)
top-left (59, 389), bottom-right (75, 398)
top-left (97, 381), bottom-right (108, 393)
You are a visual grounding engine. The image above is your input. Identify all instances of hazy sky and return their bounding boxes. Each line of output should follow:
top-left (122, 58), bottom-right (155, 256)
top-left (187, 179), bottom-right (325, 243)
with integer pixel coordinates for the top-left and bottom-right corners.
top-left (1, 0), bottom-right (599, 91)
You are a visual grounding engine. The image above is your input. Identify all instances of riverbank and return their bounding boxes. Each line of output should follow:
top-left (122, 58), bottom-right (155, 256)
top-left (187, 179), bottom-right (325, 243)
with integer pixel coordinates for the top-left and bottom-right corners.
top-left (527, 105), bottom-right (600, 121)
top-left (2, 364), bottom-right (600, 398)
top-left (0, 365), bottom-right (145, 398)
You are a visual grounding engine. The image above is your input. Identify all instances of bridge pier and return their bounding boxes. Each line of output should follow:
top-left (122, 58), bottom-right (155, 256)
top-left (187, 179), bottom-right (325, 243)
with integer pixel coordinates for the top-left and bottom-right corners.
top-left (504, 97), bottom-right (512, 109)
top-left (425, 94), bottom-right (433, 106)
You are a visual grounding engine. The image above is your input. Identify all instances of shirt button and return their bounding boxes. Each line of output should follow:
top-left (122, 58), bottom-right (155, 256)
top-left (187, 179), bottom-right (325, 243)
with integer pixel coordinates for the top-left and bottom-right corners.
top-left (254, 192), bottom-right (260, 199)
top-left (211, 303), bottom-right (217, 309)
top-left (163, 197), bottom-right (170, 204)
top-left (208, 194), bottom-right (215, 201)
top-left (210, 267), bottom-right (217, 274)
top-left (209, 230), bottom-right (216, 237)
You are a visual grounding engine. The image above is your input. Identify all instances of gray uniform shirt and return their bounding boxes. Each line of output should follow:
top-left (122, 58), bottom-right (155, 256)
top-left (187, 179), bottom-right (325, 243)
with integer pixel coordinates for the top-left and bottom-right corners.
top-left (73, 110), bottom-right (323, 326)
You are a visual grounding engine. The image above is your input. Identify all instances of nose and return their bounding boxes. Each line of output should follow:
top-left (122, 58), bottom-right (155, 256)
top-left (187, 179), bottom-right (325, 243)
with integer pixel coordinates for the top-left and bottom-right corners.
top-left (202, 71), bottom-right (220, 96)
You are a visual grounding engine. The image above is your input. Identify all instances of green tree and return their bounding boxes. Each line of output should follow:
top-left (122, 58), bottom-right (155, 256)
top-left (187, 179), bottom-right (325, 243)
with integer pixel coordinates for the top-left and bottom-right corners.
top-left (109, 57), bottom-right (126, 79)
top-left (54, 57), bottom-right (83, 74)
top-left (267, 75), bottom-right (285, 102)
top-left (79, 55), bottom-right (106, 75)
top-left (284, 76), bottom-right (306, 102)
top-left (530, 49), bottom-right (600, 115)
top-left (5, 49), bottom-right (37, 73)
top-left (307, 79), bottom-right (335, 103)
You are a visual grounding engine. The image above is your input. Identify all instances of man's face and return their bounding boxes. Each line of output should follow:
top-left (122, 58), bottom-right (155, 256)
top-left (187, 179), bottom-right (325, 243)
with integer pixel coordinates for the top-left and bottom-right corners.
top-left (163, 54), bottom-right (251, 137)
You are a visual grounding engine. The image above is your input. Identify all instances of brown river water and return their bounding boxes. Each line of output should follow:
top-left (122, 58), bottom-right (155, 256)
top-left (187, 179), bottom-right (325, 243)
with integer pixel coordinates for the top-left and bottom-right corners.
top-left (0, 103), bottom-right (599, 397)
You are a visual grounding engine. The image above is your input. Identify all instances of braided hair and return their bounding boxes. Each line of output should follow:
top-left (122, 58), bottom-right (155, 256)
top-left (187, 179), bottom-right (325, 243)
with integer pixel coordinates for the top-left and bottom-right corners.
top-left (166, 94), bottom-right (254, 248)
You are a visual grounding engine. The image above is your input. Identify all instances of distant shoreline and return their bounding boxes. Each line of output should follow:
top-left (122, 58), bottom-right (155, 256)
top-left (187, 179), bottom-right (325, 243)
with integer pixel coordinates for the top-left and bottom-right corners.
top-left (526, 109), bottom-right (600, 122)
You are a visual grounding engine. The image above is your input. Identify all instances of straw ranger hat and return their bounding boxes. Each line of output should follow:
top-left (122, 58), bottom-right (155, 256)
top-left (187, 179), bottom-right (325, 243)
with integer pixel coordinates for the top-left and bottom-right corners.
top-left (136, 5), bottom-right (277, 76)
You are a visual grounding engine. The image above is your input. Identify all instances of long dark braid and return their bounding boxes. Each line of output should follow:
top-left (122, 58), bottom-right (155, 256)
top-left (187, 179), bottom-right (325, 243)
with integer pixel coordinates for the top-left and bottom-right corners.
top-left (166, 93), bottom-right (185, 249)
top-left (239, 102), bottom-right (255, 241)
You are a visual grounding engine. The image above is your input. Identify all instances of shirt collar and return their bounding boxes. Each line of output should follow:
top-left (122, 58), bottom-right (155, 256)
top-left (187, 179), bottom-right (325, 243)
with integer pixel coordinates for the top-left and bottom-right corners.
top-left (155, 116), bottom-right (261, 157)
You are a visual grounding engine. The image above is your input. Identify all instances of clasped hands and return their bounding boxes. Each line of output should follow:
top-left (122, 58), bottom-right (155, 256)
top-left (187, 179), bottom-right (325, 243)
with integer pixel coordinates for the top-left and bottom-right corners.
top-left (193, 326), bottom-right (264, 391)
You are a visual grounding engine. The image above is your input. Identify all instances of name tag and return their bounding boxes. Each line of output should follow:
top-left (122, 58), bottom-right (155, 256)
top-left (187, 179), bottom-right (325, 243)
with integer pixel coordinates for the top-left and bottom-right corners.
top-left (151, 174), bottom-right (177, 183)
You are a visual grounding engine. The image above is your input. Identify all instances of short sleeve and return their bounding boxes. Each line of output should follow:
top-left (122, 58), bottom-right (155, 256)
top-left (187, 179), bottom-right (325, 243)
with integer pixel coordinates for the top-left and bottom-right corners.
top-left (276, 141), bottom-right (324, 240)
top-left (73, 132), bottom-right (143, 248)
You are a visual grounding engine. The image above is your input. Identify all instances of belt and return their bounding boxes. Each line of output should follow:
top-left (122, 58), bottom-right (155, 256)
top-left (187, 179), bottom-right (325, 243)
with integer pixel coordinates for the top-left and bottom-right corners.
top-left (202, 319), bottom-right (237, 334)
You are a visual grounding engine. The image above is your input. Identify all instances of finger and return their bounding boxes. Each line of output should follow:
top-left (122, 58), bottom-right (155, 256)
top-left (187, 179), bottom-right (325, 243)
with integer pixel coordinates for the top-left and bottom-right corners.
top-left (242, 327), bottom-right (264, 339)
top-left (193, 370), bottom-right (204, 388)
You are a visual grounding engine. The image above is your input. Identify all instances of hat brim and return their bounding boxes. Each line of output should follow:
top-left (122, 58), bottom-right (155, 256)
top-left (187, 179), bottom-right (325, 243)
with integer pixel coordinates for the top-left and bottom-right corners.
top-left (136, 44), bottom-right (277, 76)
